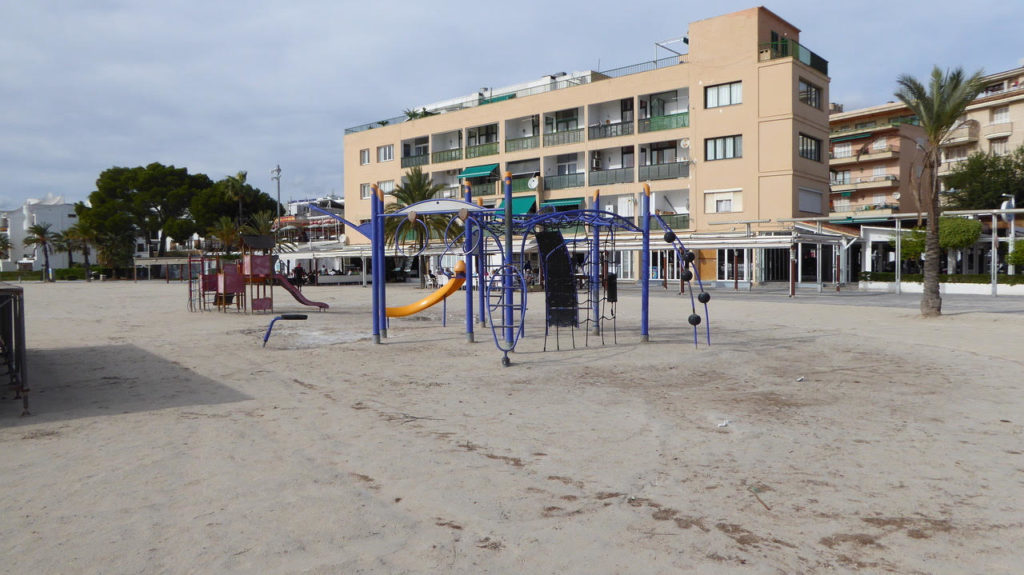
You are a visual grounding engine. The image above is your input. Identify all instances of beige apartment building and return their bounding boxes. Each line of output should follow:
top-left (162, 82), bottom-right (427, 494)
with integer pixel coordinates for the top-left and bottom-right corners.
top-left (343, 7), bottom-right (833, 284)
top-left (828, 66), bottom-right (1024, 276)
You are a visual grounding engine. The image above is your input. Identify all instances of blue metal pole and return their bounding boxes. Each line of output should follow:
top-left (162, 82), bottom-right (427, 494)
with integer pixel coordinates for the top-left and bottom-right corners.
top-left (463, 181), bottom-right (475, 342)
top-left (640, 183), bottom-right (651, 342)
top-left (503, 171), bottom-right (514, 345)
top-left (376, 186), bottom-right (387, 339)
top-left (370, 184), bottom-right (381, 344)
top-left (590, 189), bottom-right (601, 335)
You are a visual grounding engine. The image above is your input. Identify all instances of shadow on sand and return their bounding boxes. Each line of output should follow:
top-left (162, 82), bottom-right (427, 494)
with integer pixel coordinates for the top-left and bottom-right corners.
top-left (1, 344), bottom-right (251, 426)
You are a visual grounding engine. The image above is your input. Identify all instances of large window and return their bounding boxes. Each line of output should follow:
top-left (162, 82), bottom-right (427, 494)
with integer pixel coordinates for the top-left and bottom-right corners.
top-left (992, 106), bottom-right (1010, 124)
top-left (831, 170), bottom-right (850, 185)
top-left (377, 180), bottom-right (395, 194)
top-left (556, 153), bottom-right (578, 175)
top-left (991, 137), bottom-right (1009, 156)
top-left (377, 145), bottom-right (394, 162)
top-left (705, 81), bottom-right (742, 108)
top-left (704, 189), bottom-right (742, 213)
top-left (798, 78), bottom-right (822, 109)
top-left (705, 135), bottom-right (742, 161)
top-left (798, 134), bottom-right (822, 162)
top-left (360, 183), bottom-right (372, 199)
top-left (359, 149), bottom-right (370, 165)
top-left (833, 142), bottom-right (852, 158)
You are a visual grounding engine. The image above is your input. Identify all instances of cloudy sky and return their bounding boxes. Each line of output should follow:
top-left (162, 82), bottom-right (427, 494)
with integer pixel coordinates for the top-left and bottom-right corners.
top-left (3, 0), bottom-right (1022, 210)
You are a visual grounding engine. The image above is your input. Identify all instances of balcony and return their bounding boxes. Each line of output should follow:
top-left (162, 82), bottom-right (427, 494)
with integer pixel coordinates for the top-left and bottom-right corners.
top-left (830, 146), bottom-right (900, 166)
top-left (982, 121), bottom-right (1013, 139)
top-left (510, 177), bottom-right (534, 193)
top-left (589, 121), bottom-right (634, 140)
top-left (941, 121), bottom-right (979, 146)
top-left (505, 135), bottom-right (539, 153)
top-left (466, 142), bottom-right (499, 159)
top-left (589, 167), bottom-right (634, 186)
top-left (544, 173), bottom-right (585, 190)
top-left (639, 161), bottom-right (689, 181)
top-left (938, 158), bottom-right (968, 175)
top-left (401, 154), bottom-right (430, 168)
top-left (653, 213), bottom-right (690, 230)
top-left (830, 174), bottom-right (898, 192)
top-left (431, 148), bottom-right (462, 163)
top-left (830, 202), bottom-right (900, 217)
top-left (639, 112), bottom-right (689, 133)
top-left (758, 40), bottom-right (828, 76)
top-left (543, 128), bottom-right (584, 147)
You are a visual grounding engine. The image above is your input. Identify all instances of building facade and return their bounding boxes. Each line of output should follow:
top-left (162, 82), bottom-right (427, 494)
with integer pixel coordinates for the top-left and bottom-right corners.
top-left (0, 195), bottom-right (77, 273)
top-left (343, 7), bottom-right (832, 284)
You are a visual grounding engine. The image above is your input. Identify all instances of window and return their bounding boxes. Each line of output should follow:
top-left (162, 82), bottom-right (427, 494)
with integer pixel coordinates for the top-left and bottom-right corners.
top-left (798, 188), bottom-right (823, 214)
top-left (872, 165), bottom-right (887, 179)
top-left (872, 138), bottom-right (887, 151)
top-left (705, 81), bottom-right (742, 108)
top-left (992, 106), bottom-right (1010, 124)
top-left (545, 109), bottom-right (579, 132)
top-left (944, 145), bottom-right (969, 163)
top-left (704, 189), bottom-right (742, 213)
top-left (377, 180), bottom-right (395, 194)
top-left (833, 142), bottom-right (852, 158)
top-left (359, 149), bottom-right (370, 165)
top-left (831, 170), bottom-right (850, 185)
top-left (855, 121), bottom-right (876, 130)
top-left (798, 133), bottom-right (821, 161)
top-left (705, 135), bottom-right (742, 161)
top-left (377, 145), bottom-right (394, 162)
top-left (360, 183), bottom-right (372, 199)
top-left (556, 153), bottom-right (578, 175)
top-left (798, 78), bottom-right (821, 109)
top-left (991, 137), bottom-right (1009, 156)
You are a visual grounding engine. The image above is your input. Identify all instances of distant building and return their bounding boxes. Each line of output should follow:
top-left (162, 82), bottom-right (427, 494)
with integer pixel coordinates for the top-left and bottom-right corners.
top-left (0, 194), bottom-right (77, 273)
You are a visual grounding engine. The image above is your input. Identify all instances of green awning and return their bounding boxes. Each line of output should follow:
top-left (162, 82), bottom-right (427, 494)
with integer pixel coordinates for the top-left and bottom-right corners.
top-left (830, 133), bottom-right (872, 143)
top-left (495, 195), bottom-right (536, 215)
top-left (458, 163), bottom-right (499, 179)
top-left (540, 197), bottom-right (583, 208)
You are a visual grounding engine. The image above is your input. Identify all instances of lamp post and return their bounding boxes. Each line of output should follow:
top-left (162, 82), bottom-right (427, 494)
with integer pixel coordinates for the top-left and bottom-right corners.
top-left (270, 164), bottom-right (282, 223)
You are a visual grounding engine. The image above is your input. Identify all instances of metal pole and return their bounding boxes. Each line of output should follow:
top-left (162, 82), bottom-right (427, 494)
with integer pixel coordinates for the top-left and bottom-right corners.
top-left (991, 213), bottom-right (998, 296)
top-left (590, 189), bottom-right (600, 335)
top-left (640, 183), bottom-right (651, 341)
top-left (464, 181), bottom-right (475, 342)
top-left (503, 172), bottom-right (513, 346)
top-left (370, 184), bottom-right (380, 344)
top-left (895, 218), bottom-right (902, 296)
top-left (788, 244), bottom-right (796, 297)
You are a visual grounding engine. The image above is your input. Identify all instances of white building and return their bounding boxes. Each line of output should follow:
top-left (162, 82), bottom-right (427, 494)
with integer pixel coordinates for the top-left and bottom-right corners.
top-left (0, 194), bottom-right (78, 272)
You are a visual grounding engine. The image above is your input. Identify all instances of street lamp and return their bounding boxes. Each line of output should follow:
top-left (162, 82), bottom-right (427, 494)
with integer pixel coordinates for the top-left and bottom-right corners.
top-left (270, 164), bottom-right (282, 223)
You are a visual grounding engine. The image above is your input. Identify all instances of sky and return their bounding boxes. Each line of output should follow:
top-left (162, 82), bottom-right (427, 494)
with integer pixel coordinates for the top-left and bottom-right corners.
top-left (3, 0), bottom-right (1022, 211)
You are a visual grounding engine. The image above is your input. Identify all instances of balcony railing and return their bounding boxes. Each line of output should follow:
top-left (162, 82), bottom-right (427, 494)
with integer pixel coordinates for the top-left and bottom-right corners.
top-left (431, 148), bottom-right (462, 163)
top-left (941, 122), bottom-right (979, 146)
top-left (653, 213), bottom-right (690, 230)
top-left (758, 40), bottom-right (828, 76)
top-left (589, 167), bottom-right (634, 186)
top-left (505, 135), bottom-right (539, 153)
top-left (510, 177), bottom-right (534, 193)
top-left (401, 154), bottom-right (430, 168)
top-left (465, 181), bottom-right (500, 196)
top-left (831, 202), bottom-right (900, 213)
top-left (982, 121), bottom-right (1013, 138)
top-left (589, 121), bottom-right (634, 139)
top-left (639, 162), bottom-right (689, 181)
top-left (544, 173), bottom-right (585, 190)
top-left (639, 112), bottom-right (689, 133)
top-left (466, 142), bottom-right (499, 159)
top-left (543, 128), bottom-right (584, 147)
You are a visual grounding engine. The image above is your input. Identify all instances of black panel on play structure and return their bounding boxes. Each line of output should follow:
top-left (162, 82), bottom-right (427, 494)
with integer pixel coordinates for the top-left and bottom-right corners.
top-left (536, 231), bottom-right (578, 327)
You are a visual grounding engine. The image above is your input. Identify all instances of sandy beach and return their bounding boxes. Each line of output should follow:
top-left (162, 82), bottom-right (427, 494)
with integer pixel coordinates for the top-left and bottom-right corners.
top-left (2, 280), bottom-right (1023, 574)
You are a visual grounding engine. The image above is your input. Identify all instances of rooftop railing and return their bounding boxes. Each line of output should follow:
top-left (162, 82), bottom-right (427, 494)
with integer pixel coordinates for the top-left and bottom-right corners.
top-left (758, 40), bottom-right (828, 76)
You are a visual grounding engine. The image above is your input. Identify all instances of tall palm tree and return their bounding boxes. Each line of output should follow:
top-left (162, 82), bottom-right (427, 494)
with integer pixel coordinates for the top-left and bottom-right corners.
top-left (384, 167), bottom-right (453, 288)
top-left (23, 223), bottom-right (56, 281)
top-left (895, 66), bottom-right (984, 317)
top-left (224, 171), bottom-right (248, 227)
top-left (208, 216), bottom-right (240, 254)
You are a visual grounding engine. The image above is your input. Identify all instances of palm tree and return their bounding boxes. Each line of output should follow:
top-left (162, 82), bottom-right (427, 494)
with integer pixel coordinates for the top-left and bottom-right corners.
top-left (53, 231), bottom-right (74, 268)
top-left (23, 223), bottom-right (56, 281)
top-left (0, 234), bottom-right (11, 261)
top-left (224, 171), bottom-right (248, 227)
top-left (65, 222), bottom-right (95, 281)
top-left (383, 166), bottom-right (454, 288)
top-left (208, 216), bottom-right (240, 254)
top-left (241, 209), bottom-right (296, 255)
top-left (895, 67), bottom-right (985, 317)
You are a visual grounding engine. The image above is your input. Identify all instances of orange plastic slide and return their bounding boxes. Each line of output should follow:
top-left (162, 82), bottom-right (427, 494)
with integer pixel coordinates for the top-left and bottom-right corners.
top-left (386, 261), bottom-right (465, 318)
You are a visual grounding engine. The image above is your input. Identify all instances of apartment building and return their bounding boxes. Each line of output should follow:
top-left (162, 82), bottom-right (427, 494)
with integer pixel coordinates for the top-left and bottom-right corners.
top-left (343, 7), bottom-right (832, 284)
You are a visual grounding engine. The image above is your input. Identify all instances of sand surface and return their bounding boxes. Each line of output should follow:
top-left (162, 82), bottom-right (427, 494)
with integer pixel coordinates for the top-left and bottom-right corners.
top-left (2, 280), bottom-right (1023, 574)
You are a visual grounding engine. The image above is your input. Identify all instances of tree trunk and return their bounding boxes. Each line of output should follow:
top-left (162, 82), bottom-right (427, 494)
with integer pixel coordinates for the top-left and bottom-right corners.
top-left (84, 247), bottom-right (92, 282)
top-left (418, 254), bottom-right (427, 289)
top-left (43, 246), bottom-right (52, 282)
top-left (920, 158), bottom-right (942, 316)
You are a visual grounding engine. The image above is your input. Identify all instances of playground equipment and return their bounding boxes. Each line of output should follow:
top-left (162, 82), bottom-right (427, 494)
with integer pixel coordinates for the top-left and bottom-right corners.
top-left (355, 175), bottom-right (712, 366)
top-left (187, 250), bottom-right (328, 313)
top-left (386, 261), bottom-right (466, 318)
top-left (262, 314), bottom-right (309, 347)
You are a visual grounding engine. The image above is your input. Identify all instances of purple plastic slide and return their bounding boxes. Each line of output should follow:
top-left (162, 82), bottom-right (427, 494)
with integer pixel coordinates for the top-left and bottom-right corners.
top-left (275, 274), bottom-right (329, 310)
